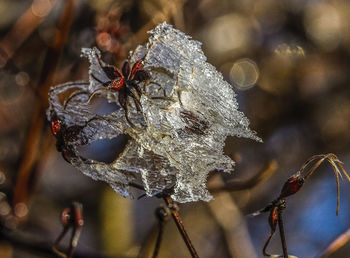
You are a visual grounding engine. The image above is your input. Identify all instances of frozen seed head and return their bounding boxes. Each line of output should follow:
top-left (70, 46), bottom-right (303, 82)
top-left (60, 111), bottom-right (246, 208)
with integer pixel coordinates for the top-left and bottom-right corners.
top-left (48, 22), bottom-right (261, 203)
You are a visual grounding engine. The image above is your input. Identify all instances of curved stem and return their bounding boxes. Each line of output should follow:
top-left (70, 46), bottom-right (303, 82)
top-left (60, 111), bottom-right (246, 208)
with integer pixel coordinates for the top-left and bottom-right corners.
top-left (209, 160), bottom-right (278, 193)
top-left (262, 231), bottom-right (274, 257)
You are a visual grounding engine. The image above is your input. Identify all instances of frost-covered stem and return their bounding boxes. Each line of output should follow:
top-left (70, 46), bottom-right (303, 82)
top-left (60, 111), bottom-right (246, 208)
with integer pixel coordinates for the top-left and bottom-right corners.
top-left (277, 207), bottom-right (288, 258)
top-left (163, 196), bottom-right (199, 258)
top-left (53, 227), bottom-right (69, 257)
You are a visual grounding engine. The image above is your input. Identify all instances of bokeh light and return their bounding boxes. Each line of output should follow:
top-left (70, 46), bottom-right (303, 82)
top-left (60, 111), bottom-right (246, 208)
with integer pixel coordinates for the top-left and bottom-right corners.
top-left (230, 58), bottom-right (259, 90)
top-left (304, 2), bottom-right (340, 51)
top-left (31, 0), bottom-right (53, 18)
top-left (201, 14), bottom-right (255, 57)
top-left (274, 43), bottom-right (305, 59)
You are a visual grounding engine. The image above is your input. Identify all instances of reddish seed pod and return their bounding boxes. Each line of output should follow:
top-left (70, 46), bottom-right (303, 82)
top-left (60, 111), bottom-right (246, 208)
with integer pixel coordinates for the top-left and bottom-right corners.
top-left (51, 119), bottom-right (61, 135)
top-left (268, 206), bottom-right (278, 231)
top-left (111, 77), bottom-right (125, 91)
top-left (73, 203), bottom-right (84, 227)
top-left (131, 60), bottom-right (144, 78)
top-left (61, 207), bottom-right (72, 227)
top-left (279, 174), bottom-right (304, 199)
top-left (61, 203), bottom-right (84, 228)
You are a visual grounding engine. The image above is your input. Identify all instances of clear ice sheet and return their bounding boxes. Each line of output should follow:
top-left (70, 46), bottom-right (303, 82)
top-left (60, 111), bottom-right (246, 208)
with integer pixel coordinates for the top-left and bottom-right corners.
top-left (47, 22), bottom-right (261, 202)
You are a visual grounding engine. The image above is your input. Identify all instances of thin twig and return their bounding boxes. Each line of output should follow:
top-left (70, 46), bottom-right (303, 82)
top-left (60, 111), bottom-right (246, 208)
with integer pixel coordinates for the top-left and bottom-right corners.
top-left (13, 0), bottom-right (78, 206)
top-left (319, 228), bottom-right (350, 258)
top-left (209, 160), bottom-right (278, 193)
top-left (53, 227), bottom-right (69, 258)
top-left (137, 205), bottom-right (169, 258)
top-left (137, 222), bottom-right (160, 258)
top-left (262, 232), bottom-right (274, 257)
top-left (0, 229), bottom-right (106, 258)
top-left (0, 0), bottom-right (58, 67)
top-left (301, 154), bottom-right (350, 216)
top-left (277, 207), bottom-right (288, 258)
top-left (152, 218), bottom-right (165, 258)
top-left (207, 187), bottom-right (258, 258)
top-left (163, 196), bottom-right (199, 258)
top-left (262, 205), bottom-right (278, 257)
top-left (152, 206), bottom-right (170, 258)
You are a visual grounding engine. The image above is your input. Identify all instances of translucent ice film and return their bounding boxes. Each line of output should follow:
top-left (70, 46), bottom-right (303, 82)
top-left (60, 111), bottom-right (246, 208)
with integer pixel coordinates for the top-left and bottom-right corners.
top-left (47, 22), bottom-right (261, 202)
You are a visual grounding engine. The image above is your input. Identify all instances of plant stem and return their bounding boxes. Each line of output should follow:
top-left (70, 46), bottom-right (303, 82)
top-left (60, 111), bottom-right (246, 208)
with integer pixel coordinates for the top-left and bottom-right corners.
top-left (277, 207), bottom-right (288, 258)
top-left (152, 220), bottom-right (164, 258)
top-left (13, 0), bottom-right (78, 206)
top-left (209, 160), bottom-right (278, 193)
top-left (1, 228), bottom-right (105, 258)
top-left (318, 227), bottom-right (350, 257)
top-left (163, 196), bottom-right (199, 258)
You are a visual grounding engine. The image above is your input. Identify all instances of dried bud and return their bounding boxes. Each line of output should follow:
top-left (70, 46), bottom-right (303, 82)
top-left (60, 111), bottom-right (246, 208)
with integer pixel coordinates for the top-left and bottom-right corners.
top-left (51, 119), bottom-right (61, 136)
top-left (268, 206), bottom-right (278, 231)
top-left (72, 202), bottom-right (84, 228)
top-left (61, 207), bottom-right (72, 228)
top-left (279, 173), bottom-right (304, 199)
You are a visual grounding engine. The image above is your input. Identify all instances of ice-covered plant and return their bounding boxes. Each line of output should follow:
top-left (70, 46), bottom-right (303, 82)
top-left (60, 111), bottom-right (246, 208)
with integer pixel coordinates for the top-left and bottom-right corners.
top-left (47, 22), bottom-right (261, 203)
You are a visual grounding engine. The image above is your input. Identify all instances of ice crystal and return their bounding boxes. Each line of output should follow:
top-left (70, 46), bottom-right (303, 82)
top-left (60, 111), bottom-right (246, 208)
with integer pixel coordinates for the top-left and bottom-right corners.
top-left (47, 22), bottom-right (261, 202)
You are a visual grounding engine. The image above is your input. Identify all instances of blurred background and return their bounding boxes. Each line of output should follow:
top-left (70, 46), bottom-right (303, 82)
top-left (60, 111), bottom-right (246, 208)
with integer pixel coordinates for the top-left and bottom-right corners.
top-left (1, 0), bottom-right (350, 257)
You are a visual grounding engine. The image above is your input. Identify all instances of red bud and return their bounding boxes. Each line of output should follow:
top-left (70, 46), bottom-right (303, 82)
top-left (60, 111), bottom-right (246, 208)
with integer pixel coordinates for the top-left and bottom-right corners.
top-left (279, 173), bottom-right (304, 199)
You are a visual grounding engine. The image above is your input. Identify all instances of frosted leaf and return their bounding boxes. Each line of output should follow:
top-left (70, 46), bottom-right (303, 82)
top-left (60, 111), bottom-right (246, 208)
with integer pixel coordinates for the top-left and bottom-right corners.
top-left (47, 22), bottom-right (261, 203)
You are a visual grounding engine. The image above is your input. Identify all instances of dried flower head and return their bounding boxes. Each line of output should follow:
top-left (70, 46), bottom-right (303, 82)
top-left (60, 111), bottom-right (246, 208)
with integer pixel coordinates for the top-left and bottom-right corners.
top-left (47, 22), bottom-right (261, 202)
top-left (250, 153), bottom-right (350, 257)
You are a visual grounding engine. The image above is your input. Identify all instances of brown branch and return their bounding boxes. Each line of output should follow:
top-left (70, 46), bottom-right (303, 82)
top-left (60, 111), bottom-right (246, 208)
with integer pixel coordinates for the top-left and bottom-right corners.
top-left (0, 229), bottom-right (107, 258)
top-left (13, 0), bottom-right (78, 207)
top-left (319, 228), bottom-right (350, 258)
top-left (262, 231), bottom-right (274, 257)
top-left (277, 207), bottom-right (288, 258)
top-left (301, 154), bottom-right (350, 216)
top-left (137, 206), bottom-right (169, 258)
top-left (163, 196), bottom-right (199, 258)
top-left (152, 206), bottom-right (170, 258)
top-left (207, 189), bottom-right (258, 258)
top-left (0, 0), bottom-right (58, 67)
top-left (137, 224), bottom-right (158, 258)
top-left (152, 220), bottom-right (165, 258)
top-left (209, 160), bottom-right (278, 193)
